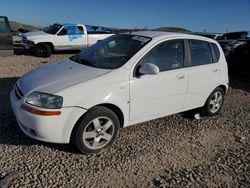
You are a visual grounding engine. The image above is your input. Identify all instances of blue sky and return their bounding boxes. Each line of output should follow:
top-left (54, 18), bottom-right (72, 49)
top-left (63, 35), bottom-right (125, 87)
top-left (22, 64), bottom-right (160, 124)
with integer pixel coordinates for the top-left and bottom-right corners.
top-left (1, 0), bottom-right (250, 32)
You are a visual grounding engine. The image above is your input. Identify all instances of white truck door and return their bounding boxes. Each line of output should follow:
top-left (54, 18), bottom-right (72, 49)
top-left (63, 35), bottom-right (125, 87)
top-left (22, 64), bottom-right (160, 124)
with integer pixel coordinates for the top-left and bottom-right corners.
top-left (54, 24), bottom-right (87, 50)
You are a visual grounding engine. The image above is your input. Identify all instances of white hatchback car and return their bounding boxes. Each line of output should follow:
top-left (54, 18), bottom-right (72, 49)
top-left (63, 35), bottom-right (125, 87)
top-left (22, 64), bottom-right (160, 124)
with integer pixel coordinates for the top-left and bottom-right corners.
top-left (11, 31), bottom-right (229, 154)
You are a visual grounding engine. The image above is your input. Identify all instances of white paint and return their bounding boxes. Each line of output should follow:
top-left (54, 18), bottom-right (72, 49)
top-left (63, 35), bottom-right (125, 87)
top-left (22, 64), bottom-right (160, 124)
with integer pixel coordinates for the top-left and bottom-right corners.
top-left (11, 31), bottom-right (229, 144)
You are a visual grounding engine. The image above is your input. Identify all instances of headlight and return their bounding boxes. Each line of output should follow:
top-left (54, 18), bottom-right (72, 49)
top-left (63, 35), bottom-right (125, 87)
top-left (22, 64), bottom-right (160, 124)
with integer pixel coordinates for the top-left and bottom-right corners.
top-left (25, 92), bottom-right (63, 109)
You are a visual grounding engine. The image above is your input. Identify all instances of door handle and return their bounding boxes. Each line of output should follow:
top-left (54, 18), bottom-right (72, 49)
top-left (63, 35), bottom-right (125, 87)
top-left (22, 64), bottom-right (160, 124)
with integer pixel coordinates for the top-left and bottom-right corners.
top-left (177, 73), bottom-right (185, 79)
top-left (212, 68), bottom-right (218, 72)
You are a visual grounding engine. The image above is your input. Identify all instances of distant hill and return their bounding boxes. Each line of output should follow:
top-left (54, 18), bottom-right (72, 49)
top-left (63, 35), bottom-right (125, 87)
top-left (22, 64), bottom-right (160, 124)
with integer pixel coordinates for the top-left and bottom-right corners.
top-left (8, 20), bottom-right (190, 34)
top-left (9, 21), bottom-right (40, 31)
top-left (152, 27), bottom-right (190, 33)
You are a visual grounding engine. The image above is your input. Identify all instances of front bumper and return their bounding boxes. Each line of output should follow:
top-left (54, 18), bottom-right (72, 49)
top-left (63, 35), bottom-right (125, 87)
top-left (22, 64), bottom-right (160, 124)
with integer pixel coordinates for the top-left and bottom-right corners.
top-left (20, 39), bottom-right (35, 50)
top-left (10, 88), bottom-right (87, 144)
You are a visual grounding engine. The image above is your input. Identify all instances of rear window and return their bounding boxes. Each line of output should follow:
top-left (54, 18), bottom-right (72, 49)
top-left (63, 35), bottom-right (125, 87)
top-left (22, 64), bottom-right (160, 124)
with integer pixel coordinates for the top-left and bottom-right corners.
top-left (86, 25), bottom-right (110, 34)
top-left (189, 40), bottom-right (213, 66)
top-left (77, 26), bottom-right (84, 34)
top-left (211, 43), bottom-right (220, 62)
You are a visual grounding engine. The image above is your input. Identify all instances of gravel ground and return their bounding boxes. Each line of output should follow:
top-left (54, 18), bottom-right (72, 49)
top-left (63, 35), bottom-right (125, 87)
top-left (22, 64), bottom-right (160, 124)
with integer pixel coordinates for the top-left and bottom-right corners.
top-left (0, 50), bottom-right (249, 187)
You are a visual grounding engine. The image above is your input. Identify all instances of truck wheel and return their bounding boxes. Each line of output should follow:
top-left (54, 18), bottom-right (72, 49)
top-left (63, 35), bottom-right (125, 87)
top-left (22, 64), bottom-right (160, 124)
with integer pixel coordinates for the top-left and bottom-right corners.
top-left (71, 106), bottom-right (120, 154)
top-left (35, 43), bottom-right (52, 57)
top-left (202, 87), bottom-right (225, 116)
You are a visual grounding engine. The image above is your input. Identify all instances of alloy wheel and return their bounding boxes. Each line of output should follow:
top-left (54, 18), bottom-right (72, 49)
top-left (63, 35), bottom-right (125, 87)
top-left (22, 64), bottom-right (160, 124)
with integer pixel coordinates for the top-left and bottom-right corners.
top-left (82, 116), bottom-right (115, 150)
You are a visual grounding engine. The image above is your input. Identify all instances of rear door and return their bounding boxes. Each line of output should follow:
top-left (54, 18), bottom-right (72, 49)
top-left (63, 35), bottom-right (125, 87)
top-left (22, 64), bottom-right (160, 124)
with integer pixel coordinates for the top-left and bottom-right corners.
top-left (183, 39), bottom-right (221, 109)
top-left (0, 16), bottom-right (13, 55)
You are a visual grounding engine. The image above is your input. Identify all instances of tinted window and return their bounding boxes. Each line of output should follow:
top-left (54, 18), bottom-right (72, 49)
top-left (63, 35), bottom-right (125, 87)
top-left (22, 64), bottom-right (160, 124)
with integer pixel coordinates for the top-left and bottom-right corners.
top-left (63, 24), bottom-right (83, 35)
top-left (0, 17), bottom-right (10, 32)
top-left (141, 40), bottom-right (184, 72)
top-left (211, 43), bottom-right (220, 62)
top-left (189, 40), bottom-right (213, 66)
top-left (77, 26), bottom-right (84, 34)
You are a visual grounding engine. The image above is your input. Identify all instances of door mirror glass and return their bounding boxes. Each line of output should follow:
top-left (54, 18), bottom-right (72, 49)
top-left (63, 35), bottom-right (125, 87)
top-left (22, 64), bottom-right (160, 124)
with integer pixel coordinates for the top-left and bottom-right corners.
top-left (139, 63), bottom-right (160, 75)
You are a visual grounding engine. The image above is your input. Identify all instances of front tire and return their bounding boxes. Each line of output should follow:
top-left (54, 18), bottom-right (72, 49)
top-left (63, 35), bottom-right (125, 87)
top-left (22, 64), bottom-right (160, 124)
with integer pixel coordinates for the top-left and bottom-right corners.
top-left (72, 106), bottom-right (120, 154)
top-left (202, 87), bottom-right (225, 116)
top-left (35, 43), bottom-right (52, 57)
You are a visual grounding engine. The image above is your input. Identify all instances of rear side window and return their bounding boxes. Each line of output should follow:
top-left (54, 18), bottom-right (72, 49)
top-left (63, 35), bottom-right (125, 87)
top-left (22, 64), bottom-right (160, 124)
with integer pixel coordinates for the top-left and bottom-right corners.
top-left (211, 43), bottom-right (220, 62)
top-left (189, 40), bottom-right (213, 66)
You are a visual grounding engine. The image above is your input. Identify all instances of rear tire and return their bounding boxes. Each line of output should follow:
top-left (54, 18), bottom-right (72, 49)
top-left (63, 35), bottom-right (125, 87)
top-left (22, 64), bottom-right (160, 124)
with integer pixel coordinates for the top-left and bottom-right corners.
top-left (35, 43), bottom-right (52, 57)
top-left (202, 87), bottom-right (225, 116)
top-left (71, 106), bottom-right (120, 154)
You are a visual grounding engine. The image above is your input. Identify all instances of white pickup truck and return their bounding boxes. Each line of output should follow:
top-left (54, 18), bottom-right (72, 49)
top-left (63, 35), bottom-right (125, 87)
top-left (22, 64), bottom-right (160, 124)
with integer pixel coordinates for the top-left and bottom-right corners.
top-left (21, 23), bottom-right (114, 57)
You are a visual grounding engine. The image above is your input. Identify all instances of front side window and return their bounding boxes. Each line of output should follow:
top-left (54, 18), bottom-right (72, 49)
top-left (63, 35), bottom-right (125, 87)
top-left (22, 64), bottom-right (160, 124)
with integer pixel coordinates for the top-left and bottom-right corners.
top-left (0, 17), bottom-right (10, 33)
top-left (189, 40), bottom-right (213, 66)
top-left (70, 34), bottom-right (151, 69)
top-left (140, 39), bottom-right (184, 72)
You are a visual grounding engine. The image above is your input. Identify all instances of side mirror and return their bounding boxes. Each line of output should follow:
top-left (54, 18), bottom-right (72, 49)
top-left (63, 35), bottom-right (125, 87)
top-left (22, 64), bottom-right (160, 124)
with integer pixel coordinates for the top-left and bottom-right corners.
top-left (139, 63), bottom-right (160, 75)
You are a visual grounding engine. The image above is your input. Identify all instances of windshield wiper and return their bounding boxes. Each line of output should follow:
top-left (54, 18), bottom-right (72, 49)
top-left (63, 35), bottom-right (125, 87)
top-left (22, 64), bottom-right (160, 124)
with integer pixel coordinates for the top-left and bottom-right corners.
top-left (70, 54), bottom-right (100, 68)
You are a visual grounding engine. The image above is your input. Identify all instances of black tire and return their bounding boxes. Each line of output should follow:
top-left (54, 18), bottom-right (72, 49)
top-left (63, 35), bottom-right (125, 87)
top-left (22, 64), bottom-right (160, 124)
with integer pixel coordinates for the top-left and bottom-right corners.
top-left (71, 106), bottom-right (120, 154)
top-left (35, 43), bottom-right (52, 57)
top-left (202, 87), bottom-right (225, 116)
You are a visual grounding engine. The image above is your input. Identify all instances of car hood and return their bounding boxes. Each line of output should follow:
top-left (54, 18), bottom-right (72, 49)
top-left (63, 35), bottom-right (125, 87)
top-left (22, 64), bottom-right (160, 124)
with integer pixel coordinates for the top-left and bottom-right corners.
top-left (23, 31), bottom-right (53, 39)
top-left (18, 59), bottom-right (111, 95)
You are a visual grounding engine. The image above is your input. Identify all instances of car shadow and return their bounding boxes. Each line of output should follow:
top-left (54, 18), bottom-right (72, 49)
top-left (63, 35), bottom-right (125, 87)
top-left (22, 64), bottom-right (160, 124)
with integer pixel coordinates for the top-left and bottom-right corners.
top-left (229, 70), bottom-right (250, 93)
top-left (13, 46), bottom-right (79, 56)
top-left (0, 77), bottom-right (79, 154)
top-left (0, 70), bottom-right (249, 154)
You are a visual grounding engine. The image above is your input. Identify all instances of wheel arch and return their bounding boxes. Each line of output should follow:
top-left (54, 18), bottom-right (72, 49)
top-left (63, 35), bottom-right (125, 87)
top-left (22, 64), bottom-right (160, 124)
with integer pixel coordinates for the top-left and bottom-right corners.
top-left (203, 84), bottom-right (227, 106)
top-left (70, 103), bottom-right (125, 144)
top-left (36, 42), bottom-right (54, 52)
top-left (217, 84), bottom-right (227, 94)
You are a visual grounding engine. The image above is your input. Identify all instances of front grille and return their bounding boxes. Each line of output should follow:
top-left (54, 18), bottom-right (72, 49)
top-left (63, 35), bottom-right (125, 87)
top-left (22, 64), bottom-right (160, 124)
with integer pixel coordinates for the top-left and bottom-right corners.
top-left (15, 84), bottom-right (24, 100)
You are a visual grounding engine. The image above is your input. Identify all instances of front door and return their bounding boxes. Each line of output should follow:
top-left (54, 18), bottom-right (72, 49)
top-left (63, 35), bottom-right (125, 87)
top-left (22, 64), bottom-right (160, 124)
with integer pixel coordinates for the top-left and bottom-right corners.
top-left (0, 16), bottom-right (13, 56)
top-left (54, 24), bottom-right (86, 50)
top-left (129, 39), bottom-right (188, 123)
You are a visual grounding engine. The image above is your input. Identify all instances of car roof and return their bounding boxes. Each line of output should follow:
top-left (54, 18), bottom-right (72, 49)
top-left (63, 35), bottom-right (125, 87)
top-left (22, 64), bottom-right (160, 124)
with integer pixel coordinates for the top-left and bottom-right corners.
top-left (126, 31), bottom-right (215, 42)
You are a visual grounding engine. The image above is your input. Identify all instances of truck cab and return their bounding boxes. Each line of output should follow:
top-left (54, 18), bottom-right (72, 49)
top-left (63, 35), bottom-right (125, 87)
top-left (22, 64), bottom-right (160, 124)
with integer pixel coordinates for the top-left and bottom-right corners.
top-left (0, 16), bottom-right (13, 56)
top-left (21, 23), bottom-right (113, 57)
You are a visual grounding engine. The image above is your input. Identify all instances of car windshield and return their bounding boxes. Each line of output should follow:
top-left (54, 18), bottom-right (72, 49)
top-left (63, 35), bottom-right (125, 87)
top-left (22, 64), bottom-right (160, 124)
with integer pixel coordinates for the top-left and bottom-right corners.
top-left (43, 23), bottom-right (62, 34)
top-left (70, 34), bottom-right (152, 69)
